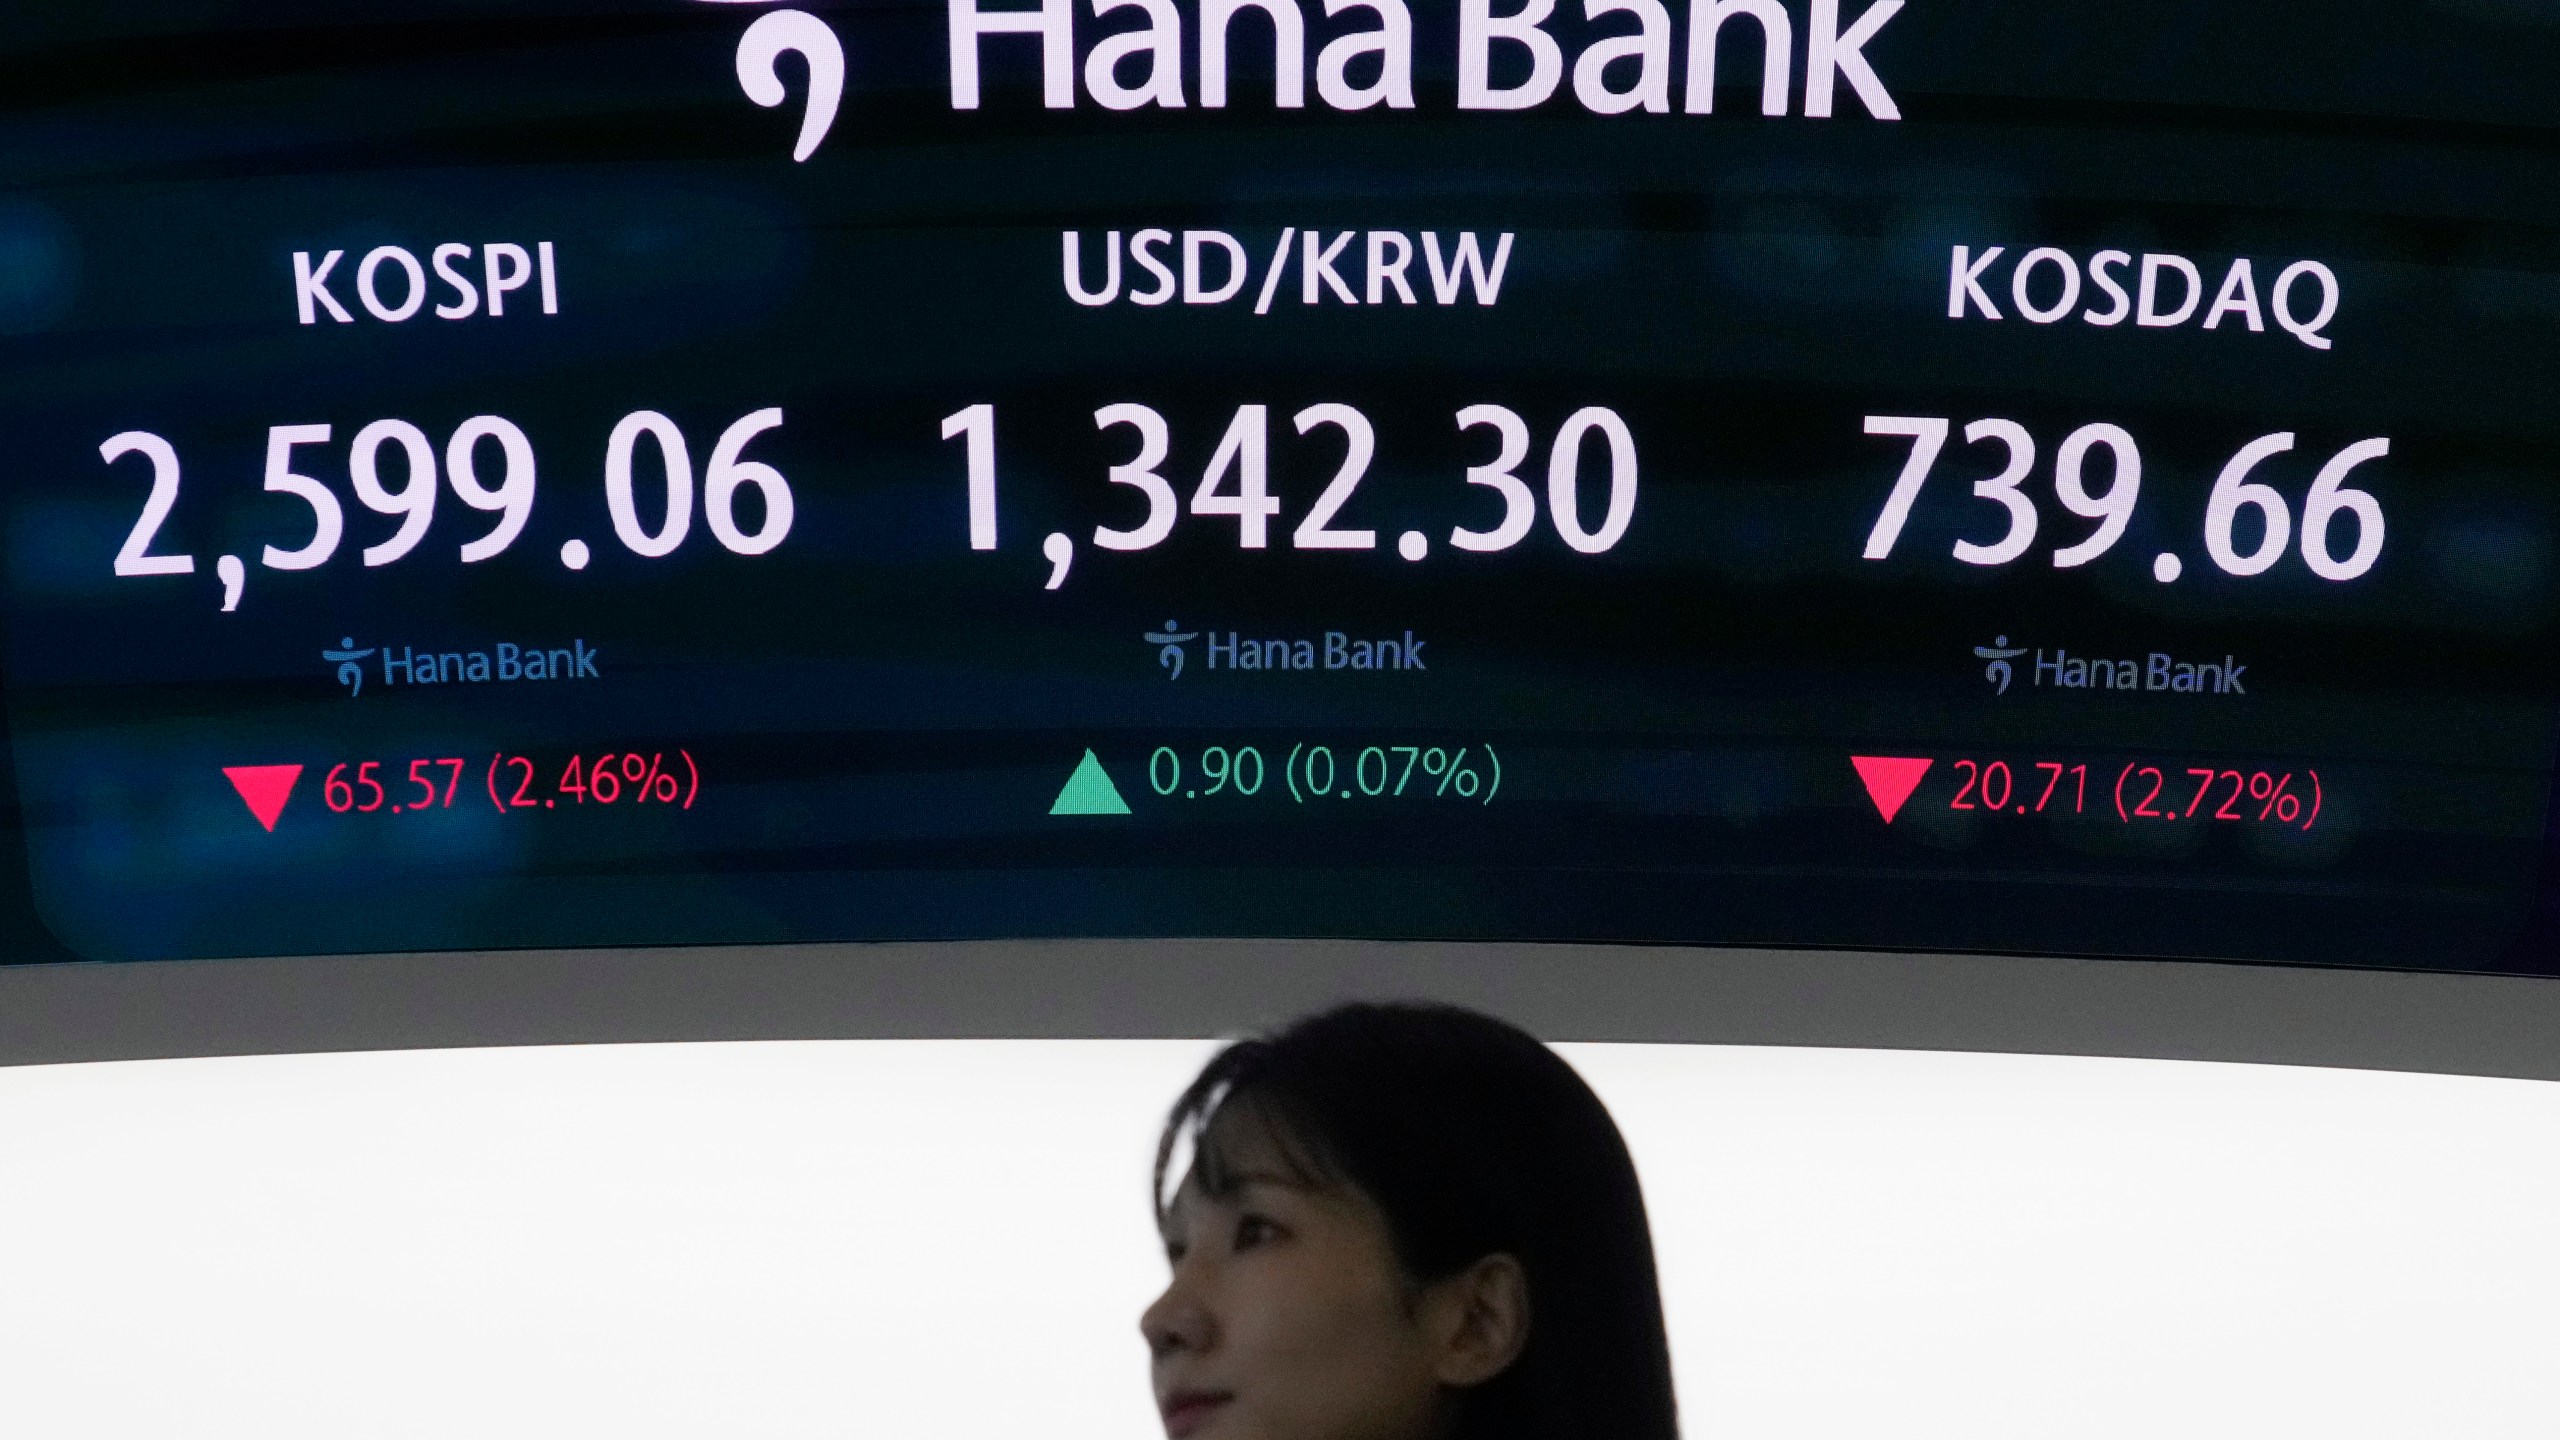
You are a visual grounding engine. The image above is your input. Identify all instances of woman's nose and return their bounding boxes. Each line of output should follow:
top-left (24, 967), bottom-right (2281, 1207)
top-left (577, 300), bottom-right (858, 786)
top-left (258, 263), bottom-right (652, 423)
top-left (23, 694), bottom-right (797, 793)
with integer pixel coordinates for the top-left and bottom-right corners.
top-left (1140, 1270), bottom-right (1215, 1360)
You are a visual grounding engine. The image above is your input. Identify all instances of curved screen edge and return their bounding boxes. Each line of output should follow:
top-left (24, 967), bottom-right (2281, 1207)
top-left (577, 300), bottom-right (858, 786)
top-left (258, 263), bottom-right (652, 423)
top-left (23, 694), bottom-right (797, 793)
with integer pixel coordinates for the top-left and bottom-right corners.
top-left (4, 939), bottom-right (2560, 1081)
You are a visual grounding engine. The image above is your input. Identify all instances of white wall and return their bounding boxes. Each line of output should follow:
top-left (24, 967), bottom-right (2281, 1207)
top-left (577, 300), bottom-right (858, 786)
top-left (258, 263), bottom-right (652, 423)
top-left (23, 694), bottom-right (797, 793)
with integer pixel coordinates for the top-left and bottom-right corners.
top-left (0, 1040), bottom-right (2551, 1438)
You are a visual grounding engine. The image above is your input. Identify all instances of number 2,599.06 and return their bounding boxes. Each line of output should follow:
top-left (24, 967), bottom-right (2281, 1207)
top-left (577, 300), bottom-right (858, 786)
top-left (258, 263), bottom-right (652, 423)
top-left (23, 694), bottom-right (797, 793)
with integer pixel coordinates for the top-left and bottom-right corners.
top-left (100, 409), bottom-right (796, 611)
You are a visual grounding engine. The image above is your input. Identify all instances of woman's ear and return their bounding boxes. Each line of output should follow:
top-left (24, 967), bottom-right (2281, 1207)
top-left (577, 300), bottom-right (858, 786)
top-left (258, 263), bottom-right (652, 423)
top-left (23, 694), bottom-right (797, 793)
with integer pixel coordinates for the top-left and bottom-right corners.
top-left (1427, 1253), bottom-right (1531, 1390)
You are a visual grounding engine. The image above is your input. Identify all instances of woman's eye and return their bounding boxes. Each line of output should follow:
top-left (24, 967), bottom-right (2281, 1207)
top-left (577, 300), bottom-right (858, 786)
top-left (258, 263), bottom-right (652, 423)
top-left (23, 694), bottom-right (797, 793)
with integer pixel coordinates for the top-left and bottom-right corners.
top-left (1233, 1214), bottom-right (1278, 1249)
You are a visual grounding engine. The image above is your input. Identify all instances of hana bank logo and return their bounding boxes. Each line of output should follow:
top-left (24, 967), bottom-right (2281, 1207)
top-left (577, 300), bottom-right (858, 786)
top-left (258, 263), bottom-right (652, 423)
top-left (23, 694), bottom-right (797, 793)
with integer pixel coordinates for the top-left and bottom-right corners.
top-left (1147, 621), bottom-right (1200, 680)
top-left (324, 637), bottom-right (377, 696)
top-left (693, 1), bottom-right (845, 162)
top-left (1974, 635), bottom-right (2028, 695)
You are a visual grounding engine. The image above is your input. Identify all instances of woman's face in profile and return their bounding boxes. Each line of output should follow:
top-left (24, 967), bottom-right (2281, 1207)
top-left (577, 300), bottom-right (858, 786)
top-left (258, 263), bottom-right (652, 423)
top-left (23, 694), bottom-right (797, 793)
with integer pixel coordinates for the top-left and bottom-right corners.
top-left (1140, 1121), bottom-right (1506, 1440)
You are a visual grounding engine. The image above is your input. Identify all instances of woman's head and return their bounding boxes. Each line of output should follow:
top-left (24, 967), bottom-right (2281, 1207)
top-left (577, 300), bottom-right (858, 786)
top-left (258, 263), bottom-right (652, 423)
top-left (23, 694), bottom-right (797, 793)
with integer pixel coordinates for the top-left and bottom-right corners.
top-left (1139, 1003), bottom-right (1679, 1440)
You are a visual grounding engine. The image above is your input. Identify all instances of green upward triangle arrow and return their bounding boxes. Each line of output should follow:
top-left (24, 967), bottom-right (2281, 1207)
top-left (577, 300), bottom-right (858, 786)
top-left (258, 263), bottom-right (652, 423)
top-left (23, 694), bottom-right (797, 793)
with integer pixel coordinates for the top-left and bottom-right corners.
top-left (1049, 749), bottom-right (1132, 816)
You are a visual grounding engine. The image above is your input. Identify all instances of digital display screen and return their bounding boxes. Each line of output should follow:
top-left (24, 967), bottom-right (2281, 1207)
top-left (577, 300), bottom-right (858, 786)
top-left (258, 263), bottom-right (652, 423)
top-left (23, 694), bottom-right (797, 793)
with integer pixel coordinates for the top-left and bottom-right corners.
top-left (5, 0), bottom-right (2558, 967)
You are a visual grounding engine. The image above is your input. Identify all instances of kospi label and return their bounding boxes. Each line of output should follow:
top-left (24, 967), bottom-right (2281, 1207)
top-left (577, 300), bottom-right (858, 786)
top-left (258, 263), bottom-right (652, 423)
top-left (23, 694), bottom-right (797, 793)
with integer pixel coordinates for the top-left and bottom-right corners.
top-left (292, 242), bottom-right (560, 325)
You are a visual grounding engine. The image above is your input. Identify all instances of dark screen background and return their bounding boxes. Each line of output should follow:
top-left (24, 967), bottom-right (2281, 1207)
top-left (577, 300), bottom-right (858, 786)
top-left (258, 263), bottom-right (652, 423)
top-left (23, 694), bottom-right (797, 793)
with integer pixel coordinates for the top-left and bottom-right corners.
top-left (1, 0), bottom-right (2556, 968)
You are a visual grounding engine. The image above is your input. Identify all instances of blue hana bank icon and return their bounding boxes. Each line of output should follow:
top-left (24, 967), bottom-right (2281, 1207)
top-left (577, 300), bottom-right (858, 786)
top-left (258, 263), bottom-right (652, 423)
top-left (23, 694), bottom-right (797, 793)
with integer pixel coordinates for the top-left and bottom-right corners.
top-left (1974, 636), bottom-right (2028, 695)
top-left (323, 637), bottom-right (377, 696)
top-left (1146, 620), bottom-right (1199, 680)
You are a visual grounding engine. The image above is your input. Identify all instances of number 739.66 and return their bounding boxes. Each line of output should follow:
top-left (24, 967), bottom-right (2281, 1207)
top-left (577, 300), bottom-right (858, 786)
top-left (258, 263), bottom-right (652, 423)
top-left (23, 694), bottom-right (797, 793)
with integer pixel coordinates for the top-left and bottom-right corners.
top-left (1861, 416), bottom-right (2387, 584)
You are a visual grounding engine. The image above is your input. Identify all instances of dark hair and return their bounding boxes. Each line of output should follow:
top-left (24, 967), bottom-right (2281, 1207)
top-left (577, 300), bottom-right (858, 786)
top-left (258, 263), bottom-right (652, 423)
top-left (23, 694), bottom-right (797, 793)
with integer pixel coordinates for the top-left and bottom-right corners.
top-left (1154, 1002), bottom-right (1680, 1440)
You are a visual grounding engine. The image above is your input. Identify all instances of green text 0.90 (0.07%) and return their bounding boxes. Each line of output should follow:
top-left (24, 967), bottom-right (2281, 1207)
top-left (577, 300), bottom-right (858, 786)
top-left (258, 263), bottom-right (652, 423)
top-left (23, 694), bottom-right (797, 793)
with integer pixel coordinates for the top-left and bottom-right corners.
top-left (1146, 743), bottom-right (1501, 807)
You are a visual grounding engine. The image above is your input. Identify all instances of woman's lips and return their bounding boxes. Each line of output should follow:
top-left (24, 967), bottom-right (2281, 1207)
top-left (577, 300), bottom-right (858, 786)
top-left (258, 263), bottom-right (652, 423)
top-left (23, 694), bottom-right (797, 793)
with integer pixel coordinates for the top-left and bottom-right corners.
top-left (1160, 1389), bottom-right (1234, 1438)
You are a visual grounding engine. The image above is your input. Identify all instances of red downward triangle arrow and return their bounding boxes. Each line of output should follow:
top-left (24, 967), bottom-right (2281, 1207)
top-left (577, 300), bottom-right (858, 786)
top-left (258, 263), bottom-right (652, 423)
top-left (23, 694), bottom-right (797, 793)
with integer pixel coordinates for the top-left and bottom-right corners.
top-left (224, 764), bottom-right (303, 833)
top-left (1851, 756), bottom-right (1933, 825)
